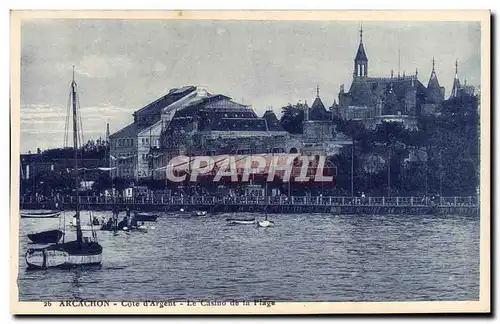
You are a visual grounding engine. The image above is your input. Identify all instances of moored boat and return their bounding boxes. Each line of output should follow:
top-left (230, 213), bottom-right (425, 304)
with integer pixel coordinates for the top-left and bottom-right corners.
top-left (257, 220), bottom-right (275, 228)
top-left (134, 212), bottom-right (159, 222)
top-left (226, 218), bottom-right (256, 225)
top-left (191, 211), bottom-right (207, 216)
top-left (21, 210), bottom-right (61, 218)
top-left (27, 230), bottom-right (64, 244)
top-left (26, 239), bottom-right (102, 269)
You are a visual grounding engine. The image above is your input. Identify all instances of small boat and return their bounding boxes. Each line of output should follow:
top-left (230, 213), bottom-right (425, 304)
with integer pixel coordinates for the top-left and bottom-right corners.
top-left (134, 212), bottom-right (159, 222)
top-left (257, 208), bottom-right (275, 228)
top-left (226, 218), bottom-right (256, 225)
top-left (27, 230), bottom-right (64, 244)
top-left (257, 220), bottom-right (275, 228)
top-left (21, 210), bottom-right (61, 218)
top-left (191, 211), bottom-right (207, 216)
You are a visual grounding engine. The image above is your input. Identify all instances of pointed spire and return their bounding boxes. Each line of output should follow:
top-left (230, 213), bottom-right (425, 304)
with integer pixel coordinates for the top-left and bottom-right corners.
top-left (415, 67), bottom-right (418, 77)
top-left (316, 84), bottom-right (320, 97)
top-left (391, 69), bottom-right (394, 78)
top-left (72, 65), bottom-right (75, 82)
top-left (450, 59), bottom-right (461, 99)
top-left (427, 57), bottom-right (441, 89)
top-left (354, 25), bottom-right (368, 62)
top-left (106, 122), bottom-right (110, 141)
top-left (359, 22), bottom-right (363, 43)
top-left (398, 48), bottom-right (401, 78)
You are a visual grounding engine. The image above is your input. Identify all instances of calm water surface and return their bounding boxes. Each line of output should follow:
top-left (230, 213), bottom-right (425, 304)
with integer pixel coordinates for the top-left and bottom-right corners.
top-left (18, 212), bottom-right (479, 301)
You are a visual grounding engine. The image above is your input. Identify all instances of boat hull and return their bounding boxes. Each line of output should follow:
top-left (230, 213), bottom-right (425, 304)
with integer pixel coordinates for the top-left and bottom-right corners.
top-left (226, 219), bottom-right (256, 225)
top-left (25, 241), bottom-right (102, 270)
top-left (21, 211), bottom-right (61, 218)
top-left (258, 220), bottom-right (275, 228)
top-left (134, 213), bottom-right (159, 222)
top-left (27, 230), bottom-right (64, 244)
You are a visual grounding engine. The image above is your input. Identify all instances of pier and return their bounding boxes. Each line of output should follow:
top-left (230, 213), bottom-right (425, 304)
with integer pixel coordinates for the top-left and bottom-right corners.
top-left (21, 195), bottom-right (479, 215)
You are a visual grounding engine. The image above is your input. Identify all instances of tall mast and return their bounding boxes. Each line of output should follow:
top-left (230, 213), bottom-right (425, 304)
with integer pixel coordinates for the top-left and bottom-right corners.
top-left (71, 66), bottom-right (83, 245)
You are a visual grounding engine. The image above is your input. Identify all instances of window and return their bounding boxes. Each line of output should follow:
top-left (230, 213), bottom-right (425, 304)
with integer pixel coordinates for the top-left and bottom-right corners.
top-left (131, 139), bottom-right (134, 146)
top-left (145, 138), bottom-right (149, 144)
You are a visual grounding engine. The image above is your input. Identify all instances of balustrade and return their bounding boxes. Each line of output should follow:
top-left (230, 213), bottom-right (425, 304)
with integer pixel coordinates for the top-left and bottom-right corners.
top-left (21, 194), bottom-right (478, 208)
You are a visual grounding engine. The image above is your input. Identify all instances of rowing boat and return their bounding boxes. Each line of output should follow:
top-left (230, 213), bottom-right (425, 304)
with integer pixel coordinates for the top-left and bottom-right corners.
top-left (21, 210), bottom-right (61, 218)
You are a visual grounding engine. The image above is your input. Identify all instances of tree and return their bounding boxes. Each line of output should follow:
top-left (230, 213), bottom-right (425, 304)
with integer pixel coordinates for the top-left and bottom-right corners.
top-left (280, 102), bottom-right (307, 134)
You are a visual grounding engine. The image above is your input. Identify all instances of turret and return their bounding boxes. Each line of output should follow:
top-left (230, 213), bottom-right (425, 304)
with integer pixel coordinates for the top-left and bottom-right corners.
top-left (450, 59), bottom-right (462, 99)
top-left (353, 23), bottom-right (368, 78)
top-left (426, 57), bottom-right (445, 103)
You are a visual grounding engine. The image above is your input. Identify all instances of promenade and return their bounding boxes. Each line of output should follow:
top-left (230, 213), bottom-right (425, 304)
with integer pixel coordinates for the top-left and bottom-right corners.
top-left (20, 195), bottom-right (480, 215)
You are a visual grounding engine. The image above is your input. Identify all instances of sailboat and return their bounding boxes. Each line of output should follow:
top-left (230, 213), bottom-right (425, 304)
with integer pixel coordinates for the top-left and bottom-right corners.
top-left (258, 187), bottom-right (274, 228)
top-left (25, 68), bottom-right (103, 269)
top-left (257, 208), bottom-right (275, 228)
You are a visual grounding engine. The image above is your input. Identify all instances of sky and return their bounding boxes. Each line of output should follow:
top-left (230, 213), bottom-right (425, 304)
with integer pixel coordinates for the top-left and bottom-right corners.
top-left (19, 19), bottom-right (481, 153)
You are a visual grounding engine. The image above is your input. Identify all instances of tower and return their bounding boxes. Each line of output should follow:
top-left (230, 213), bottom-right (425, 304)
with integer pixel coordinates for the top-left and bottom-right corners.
top-left (426, 57), bottom-right (445, 103)
top-left (450, 59), bottom-right (461, 98)
top-left (353, 23), bottom-right (368, 78)
top-left (106, 122), bottom-right (110, 142)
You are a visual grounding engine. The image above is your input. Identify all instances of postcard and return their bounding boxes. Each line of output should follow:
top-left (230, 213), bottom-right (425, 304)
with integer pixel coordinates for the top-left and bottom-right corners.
top-left (10, 10), bottom-right (490, 314)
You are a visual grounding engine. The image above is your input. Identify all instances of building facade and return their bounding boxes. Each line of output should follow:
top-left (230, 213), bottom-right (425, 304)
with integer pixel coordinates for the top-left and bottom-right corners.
top-left (109, 86), bottom-right (211, 179)
top-left (152, 93), bottom-right (290, 180)
top-left (334, 26), bottom-right (449, 130)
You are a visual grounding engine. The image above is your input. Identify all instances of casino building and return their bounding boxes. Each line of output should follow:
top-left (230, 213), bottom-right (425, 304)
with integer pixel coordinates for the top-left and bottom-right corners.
top-left (151, 91), bottom-right (290, 180)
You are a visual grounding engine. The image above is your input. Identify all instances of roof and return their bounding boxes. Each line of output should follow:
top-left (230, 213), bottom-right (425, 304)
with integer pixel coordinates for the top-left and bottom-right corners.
top-left (427, 70), bottom-right (441, 89)
top-left (134, 85), bottom-right (197, 116)
top-left (345, 76), bottom-right (426, 109)
top-left (262, 110), bottom-right (286, 132)
top-left (209, 118), bottom-right (268, 132)
top-left (109, 123), bottom-right (141, 139)
top-left (355, 42), bottom-right (368, 62)
top-left (450, 75), bottom-right (461, 97)
top-left (167, 97), bottom-right (257, 131)
top-left (309, 97), bottom-right (331, 121)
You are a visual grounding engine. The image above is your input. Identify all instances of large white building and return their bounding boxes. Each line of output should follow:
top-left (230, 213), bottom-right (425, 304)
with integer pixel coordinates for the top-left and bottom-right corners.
top-left (110, 86), bottom-right (214, 179)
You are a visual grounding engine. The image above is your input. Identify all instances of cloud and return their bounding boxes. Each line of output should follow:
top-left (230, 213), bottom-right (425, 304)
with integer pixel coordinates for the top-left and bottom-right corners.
top-left (75, 55), bottom-right (134, 78)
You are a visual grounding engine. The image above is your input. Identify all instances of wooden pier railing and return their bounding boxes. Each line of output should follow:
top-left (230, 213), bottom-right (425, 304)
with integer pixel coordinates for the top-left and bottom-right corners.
top-left (20, 195), bottom-right (479, 208)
